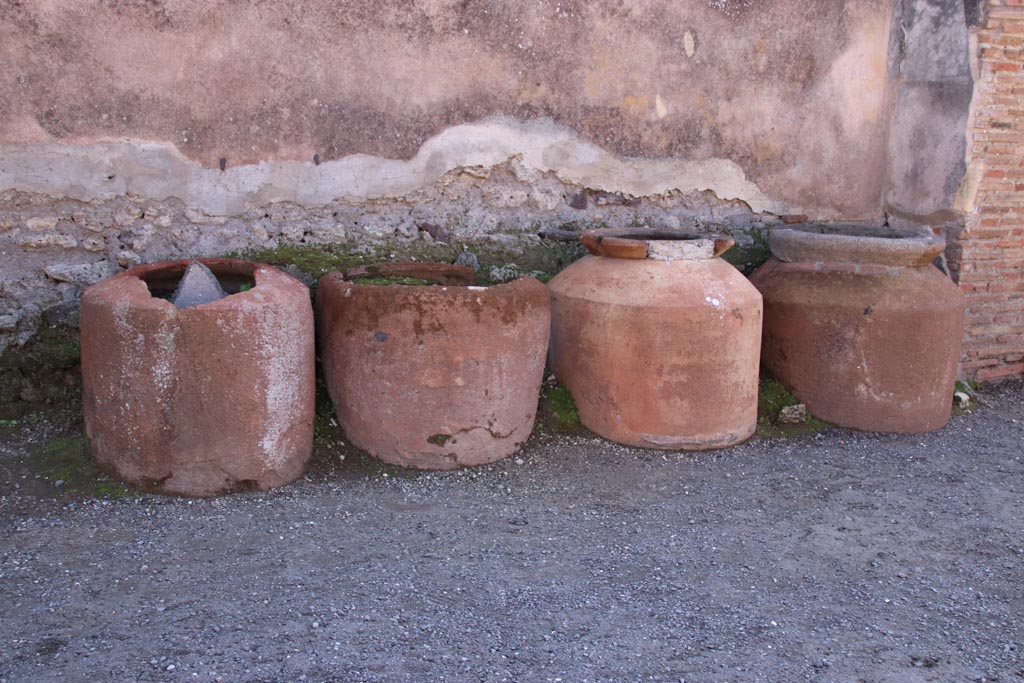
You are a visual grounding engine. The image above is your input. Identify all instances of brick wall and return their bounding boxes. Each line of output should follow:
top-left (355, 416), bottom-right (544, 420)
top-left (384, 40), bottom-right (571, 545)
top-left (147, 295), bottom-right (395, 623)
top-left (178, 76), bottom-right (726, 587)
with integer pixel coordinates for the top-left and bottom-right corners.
top-left (953, 0), bottom-right (1024, 382)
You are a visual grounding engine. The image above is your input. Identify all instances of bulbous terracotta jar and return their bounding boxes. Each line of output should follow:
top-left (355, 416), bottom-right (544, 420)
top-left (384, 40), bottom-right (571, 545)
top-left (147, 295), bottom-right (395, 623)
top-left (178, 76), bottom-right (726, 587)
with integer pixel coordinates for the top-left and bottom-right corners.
top-left (317, 262), bottom-right (550, 470)
top-left (749, 224), bottom-right (966, 433)
top-left (80, 259), bottom-right (316, 496)
top-left (547, 228), bottom-right (763, 450)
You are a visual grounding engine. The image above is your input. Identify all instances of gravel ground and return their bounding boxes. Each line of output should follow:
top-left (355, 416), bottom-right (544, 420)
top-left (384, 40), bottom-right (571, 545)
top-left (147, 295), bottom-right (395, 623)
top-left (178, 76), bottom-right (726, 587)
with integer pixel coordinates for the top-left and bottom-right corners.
top-left (1, 383), bottom-right (1022, 683)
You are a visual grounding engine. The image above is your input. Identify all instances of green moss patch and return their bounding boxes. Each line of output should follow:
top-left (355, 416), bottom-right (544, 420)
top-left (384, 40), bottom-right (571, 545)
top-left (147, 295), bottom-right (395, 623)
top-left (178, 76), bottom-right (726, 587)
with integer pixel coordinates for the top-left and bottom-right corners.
top-left (0, 324), bottom-right (82, 418)
top-left (756, 378), bottom-right (830, 438)
top-left (26, 433), bottom-right (133, 499)
top-left (952, 379), bottom-right (979, 416)
top-left (427, 433), bottom-right (452, 446)
top-left (235, 243), bottom-right (376, 281)
top-left (234, 234), bottom-right (584, 288)
top-left (536, 384), bottom-right (583, 435)
top-left (721, 226), bottom-right (771, 275)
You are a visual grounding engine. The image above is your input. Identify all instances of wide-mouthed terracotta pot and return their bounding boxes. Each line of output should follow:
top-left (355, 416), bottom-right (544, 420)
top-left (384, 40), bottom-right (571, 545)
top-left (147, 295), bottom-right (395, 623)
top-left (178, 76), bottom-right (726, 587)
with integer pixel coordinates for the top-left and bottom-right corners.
top-left (547, 228), bottom-right (763, 450)
top-left (80, 258), bottom-right (315, 496)
top-left (317, 262), bottom-right (550, 470)
top-left (749, 224), bottom-right (965, 433)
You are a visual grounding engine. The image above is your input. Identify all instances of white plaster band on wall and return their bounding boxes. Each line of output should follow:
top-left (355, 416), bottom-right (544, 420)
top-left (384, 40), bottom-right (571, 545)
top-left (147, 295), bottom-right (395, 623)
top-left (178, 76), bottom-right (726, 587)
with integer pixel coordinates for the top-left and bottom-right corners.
top-left (0, 116), bottom-right (787, 217)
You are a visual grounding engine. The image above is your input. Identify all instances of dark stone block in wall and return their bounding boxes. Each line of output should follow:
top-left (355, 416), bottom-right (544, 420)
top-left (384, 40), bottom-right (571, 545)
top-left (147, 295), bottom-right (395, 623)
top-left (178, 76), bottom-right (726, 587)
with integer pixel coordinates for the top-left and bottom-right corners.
top-left (885, 0), bottom-right (973, 217)
top-left (416, 222), bottom-right (451, 244)
top-left (885, 79), bottom-right (972, 217)
top-left (42, 301), bottom-right (80, 328)
top-left (893, 0), bottom-right (971, 82)
top-left (963, 0), bottom-right (984, 27)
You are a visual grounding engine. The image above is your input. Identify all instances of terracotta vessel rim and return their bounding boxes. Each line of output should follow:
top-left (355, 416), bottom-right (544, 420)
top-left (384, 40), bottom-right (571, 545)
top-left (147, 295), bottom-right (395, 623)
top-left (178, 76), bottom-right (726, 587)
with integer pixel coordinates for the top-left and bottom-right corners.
top-left (580, 227), bottom-right (734, 261)
top-left (770, 224), bottom-right (946, 267)
top-left (108, 258), bottom-right (284, 311)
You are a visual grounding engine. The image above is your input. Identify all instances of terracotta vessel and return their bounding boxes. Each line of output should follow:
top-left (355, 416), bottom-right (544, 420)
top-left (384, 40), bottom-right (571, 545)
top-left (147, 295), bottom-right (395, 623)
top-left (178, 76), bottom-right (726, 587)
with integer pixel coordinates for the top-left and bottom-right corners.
top-left (317, 263), bottom-right (550, 470)
top-left (547, 228), bottom-right (763, 450)
top-left (749, 224), bottom-right (966, 433)
top-left (80, 259), bottom-right (315, 496)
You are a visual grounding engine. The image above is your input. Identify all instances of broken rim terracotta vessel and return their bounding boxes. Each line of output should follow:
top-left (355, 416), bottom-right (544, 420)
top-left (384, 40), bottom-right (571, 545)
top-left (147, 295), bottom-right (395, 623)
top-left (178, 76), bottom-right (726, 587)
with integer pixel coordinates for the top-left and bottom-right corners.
top-left (80, 258), bottom-right (315, 496)
top-left (547, 228), bottom-right (763, 450)
top-left (316, 262), bottom-right (550, 470)
top-left (749, 223), bottom-right (966, 433)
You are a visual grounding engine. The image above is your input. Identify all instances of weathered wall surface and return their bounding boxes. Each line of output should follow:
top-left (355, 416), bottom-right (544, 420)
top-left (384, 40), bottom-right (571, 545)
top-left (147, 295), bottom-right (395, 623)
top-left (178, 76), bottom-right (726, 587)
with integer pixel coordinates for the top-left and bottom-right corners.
top-left (0, 0), bottom-right (905, 362)
top-left (1, 1), bottom-right (892, 216)
top-left (1, 0), bottom-right (997, 388)
top-left (950, 0), bottom-right (1024, 382)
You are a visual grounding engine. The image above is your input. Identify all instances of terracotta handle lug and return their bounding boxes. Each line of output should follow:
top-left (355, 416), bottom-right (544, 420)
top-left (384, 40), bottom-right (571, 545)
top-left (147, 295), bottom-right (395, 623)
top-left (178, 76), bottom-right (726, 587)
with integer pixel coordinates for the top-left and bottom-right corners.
top-left (713, 238), bottom-right (736, 257)
top-left (582, 233), bottom-right (649, 259)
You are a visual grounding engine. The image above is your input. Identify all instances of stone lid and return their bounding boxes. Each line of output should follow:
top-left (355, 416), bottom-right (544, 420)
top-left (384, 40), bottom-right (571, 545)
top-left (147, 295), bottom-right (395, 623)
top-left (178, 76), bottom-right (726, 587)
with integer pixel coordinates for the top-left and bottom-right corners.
top-left (769, 224), bottom-right (946, 267)
top-left (581, 228), bottom-right (735, 261)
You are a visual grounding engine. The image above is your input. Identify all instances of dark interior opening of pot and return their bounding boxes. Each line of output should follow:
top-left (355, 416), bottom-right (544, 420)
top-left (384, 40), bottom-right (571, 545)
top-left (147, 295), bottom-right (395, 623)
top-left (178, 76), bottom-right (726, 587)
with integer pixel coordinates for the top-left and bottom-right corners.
top-left (346, 275), bottom-right (439, 286)
top-left (139, 260), bottom-right (257, 300)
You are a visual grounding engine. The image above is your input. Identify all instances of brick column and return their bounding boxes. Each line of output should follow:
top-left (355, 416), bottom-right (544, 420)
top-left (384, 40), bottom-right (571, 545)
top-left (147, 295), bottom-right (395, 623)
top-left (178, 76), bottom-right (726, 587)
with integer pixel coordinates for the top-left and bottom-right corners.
top-left (954, 0), bottom-right (1024, 382)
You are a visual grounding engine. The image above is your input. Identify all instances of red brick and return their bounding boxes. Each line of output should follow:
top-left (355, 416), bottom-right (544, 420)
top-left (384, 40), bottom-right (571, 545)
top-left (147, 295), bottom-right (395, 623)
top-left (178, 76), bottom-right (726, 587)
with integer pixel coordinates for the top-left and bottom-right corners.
top-left (960, 359), bottom-right (1001, 370)
top-left (958, 3), bottom-right (1024, 382)
top-left (976, 362), bottom-right (1024, 380)
top-left (971, 346), bottom-right (1024, 359)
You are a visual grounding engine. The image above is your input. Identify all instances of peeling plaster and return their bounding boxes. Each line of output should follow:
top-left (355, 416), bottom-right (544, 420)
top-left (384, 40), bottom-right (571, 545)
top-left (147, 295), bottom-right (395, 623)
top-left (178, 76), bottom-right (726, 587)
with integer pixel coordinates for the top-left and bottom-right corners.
top-left (0, 117), bottom-right (787, 217)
